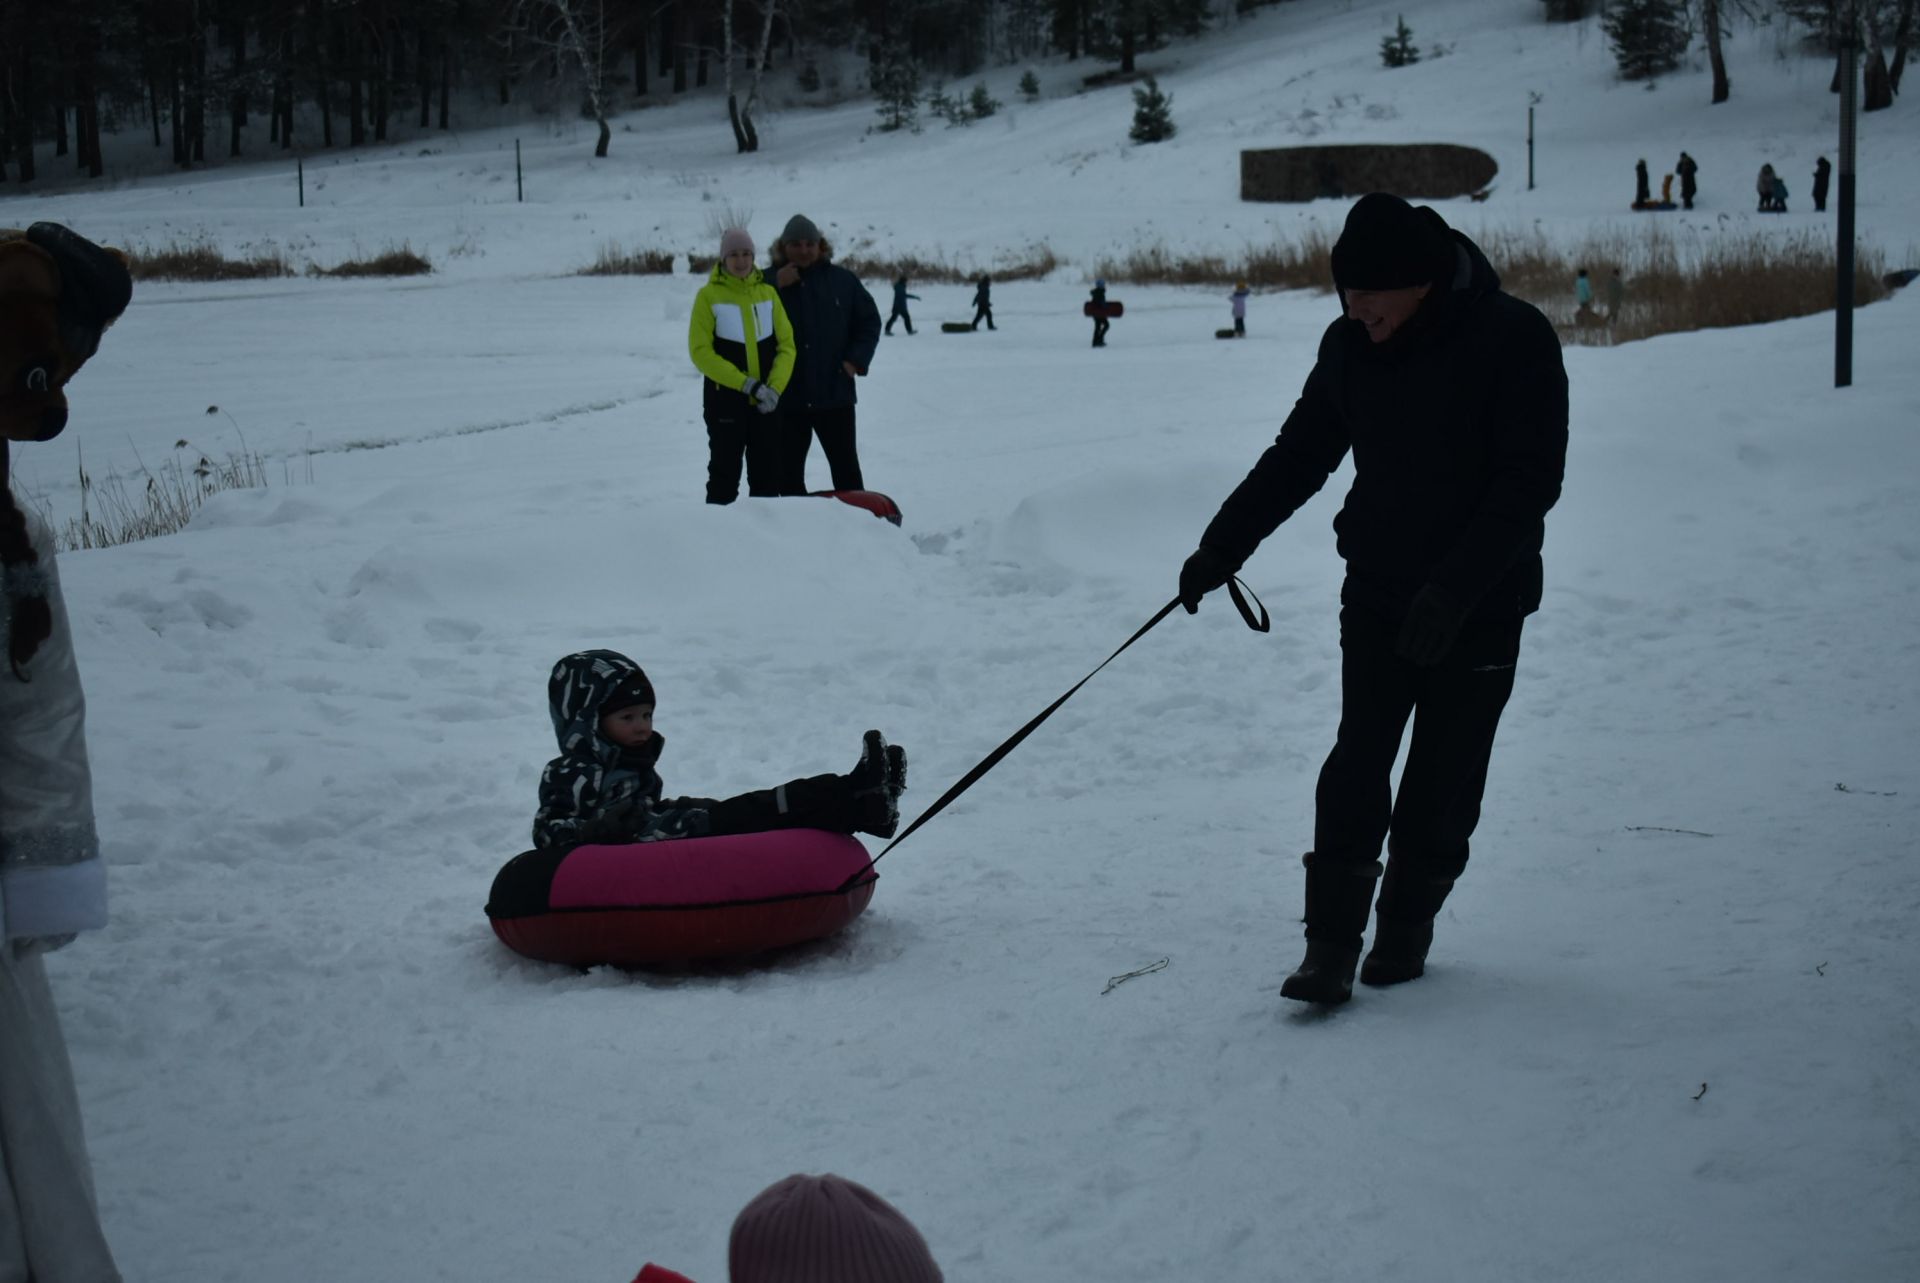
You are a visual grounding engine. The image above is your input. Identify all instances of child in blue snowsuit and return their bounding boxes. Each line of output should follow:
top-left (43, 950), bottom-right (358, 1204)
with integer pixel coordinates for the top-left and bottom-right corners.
top-left (886, 276), bottom-right (920, 336)
top-left (532, 650), bottom-right (907, 849)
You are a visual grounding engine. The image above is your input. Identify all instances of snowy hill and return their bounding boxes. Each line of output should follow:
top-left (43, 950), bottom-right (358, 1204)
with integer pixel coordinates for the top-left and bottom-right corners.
top-left (7, 1), bottom-right (1919, 1280)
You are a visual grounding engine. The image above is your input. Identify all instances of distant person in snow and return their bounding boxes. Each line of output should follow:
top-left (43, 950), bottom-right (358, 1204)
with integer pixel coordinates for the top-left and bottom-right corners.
top-left (1177, 193), bottom-right (1569, 1007)
top-left (1812, 155), bottom-right (1831, 212)
top-left (1676, 151), bottom-right (1698, 210)
top-left (1770, 173), bottom-right (1789, 213)
top-left (688, 227), bottom-right (794, 504)
top-left (0, 222), bottom-right (133, 1283)
top-left (531, 651), bottom-right (906, 851)
top-left (770, 214), bottom-right (883, 494)
top-left (885, 274), bottom-right (920, 336)
top-left (1634, 158), bottom-right (1651, 208)
top-left (1756, 164), bottom-right (1777, 212)
top-left (1230, 280), bottom-right (1251, 336)
top-left (1089, 279), bottom-right (1112, 347)
top-left (629, 1172), bottom-right (944, 1283)
top-left (1574, 266), bottom-right (1594, 318)
top-left (969, 275), bottom-right (995, 331)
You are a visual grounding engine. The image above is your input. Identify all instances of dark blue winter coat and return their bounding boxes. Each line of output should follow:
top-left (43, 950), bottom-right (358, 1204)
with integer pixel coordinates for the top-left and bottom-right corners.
top-left (775, 259), bottom-right (881, 410)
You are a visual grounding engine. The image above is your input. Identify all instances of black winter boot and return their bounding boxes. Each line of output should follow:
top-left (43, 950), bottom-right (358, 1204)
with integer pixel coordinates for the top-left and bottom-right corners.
top-left (1358, 917), bottom-right (1435, 987)
top-left (1360, 863), bottom-right (1458, 988)
top-left (1280, 941), bottom-right (1362, 1005)
top-left (846, 730), bottom-right (907, 838)
top-left (1280, 855), bottom-right (1381, 1006)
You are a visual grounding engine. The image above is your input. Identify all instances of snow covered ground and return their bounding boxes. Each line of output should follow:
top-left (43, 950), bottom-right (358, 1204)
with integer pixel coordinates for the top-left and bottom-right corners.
top-left (8, 1), bottom-right (1918, 1279)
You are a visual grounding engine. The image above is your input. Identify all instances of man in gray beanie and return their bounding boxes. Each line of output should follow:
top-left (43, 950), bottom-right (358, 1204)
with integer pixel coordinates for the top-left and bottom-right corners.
top-left (769, 215), bottom-right (882, 496)
top-left (1177, 192), bottom-right (1569, 1006)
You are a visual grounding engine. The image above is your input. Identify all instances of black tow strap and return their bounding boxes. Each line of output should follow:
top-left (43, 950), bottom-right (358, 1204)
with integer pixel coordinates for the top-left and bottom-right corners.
top-left (837, 578), bottom-right (1270, 891)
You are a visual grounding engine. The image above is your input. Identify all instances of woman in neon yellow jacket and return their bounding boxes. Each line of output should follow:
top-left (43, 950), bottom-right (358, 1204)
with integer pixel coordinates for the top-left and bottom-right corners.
top-left (688, 227), bottom-right (796, 503)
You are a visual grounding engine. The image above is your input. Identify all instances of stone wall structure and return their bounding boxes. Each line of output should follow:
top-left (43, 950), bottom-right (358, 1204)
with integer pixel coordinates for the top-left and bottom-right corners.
top-left (1241, 144), bottom-right (1498, 203)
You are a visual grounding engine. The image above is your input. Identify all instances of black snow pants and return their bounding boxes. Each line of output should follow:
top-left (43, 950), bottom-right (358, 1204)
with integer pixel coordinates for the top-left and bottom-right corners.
top-left (1307, 604), bottom-right (1523, 941)
top-left (784, 406), bottom-right (863, 493)
top-left (705, 409), bottom-right (785, 504)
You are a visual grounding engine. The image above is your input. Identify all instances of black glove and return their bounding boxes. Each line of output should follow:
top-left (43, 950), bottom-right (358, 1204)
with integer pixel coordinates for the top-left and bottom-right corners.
top-left (1395, 584), bottom-right (1468, 666)
top-left (1178, 546), bottom-right (1237, 614)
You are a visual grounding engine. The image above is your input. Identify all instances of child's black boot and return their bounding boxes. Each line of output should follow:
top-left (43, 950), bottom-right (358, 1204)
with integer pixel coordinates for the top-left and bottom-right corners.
top-left (847, 730), bottom-right (906, 838)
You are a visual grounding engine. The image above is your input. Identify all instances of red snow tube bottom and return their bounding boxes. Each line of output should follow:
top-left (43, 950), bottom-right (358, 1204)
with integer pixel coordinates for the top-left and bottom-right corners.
top-left (486, 829), bottom-right (877, 967)
top-left (812, 489), bottom-right (903, 525)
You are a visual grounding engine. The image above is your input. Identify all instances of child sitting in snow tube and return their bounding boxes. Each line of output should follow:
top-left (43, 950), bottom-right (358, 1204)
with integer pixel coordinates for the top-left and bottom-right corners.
top-left (530, 650), bottom-right (906, 849)
top-left (486, 650), bottom-right (908, 967)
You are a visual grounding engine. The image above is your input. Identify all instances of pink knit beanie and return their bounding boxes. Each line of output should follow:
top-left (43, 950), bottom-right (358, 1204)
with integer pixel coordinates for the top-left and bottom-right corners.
top-left (719, 227), bottom-right (755, 257)
top-left (728, 1174), bottom-right (942, 1283)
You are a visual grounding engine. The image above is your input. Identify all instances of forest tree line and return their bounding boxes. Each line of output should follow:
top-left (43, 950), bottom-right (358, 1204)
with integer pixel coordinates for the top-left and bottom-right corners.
top-left (0, 0), bottom-right (1905, 182)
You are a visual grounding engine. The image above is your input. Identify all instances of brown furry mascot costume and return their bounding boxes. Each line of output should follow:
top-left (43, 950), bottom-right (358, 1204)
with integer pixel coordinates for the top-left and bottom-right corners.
top-left (0, 221), bottom-right (132, 1283)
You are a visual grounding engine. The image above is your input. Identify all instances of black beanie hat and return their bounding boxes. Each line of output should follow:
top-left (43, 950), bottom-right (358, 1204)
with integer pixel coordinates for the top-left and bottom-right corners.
top-left (1329, 193), bottom-right (1455, 291)
top-left (601, 669), bottom-right (655, 716)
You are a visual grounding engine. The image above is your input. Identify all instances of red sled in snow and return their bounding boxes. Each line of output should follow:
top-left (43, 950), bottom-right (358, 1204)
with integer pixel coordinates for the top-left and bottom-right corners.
top-left (1084, 300), bottom-right (1125, 318)
top-left (486, 829), bottom-right (878, 968)
top-left (813, 489), bottom-right (903, 525)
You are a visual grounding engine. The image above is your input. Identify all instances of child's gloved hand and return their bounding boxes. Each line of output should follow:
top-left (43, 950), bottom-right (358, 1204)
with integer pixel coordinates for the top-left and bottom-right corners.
top-left (743, 379), bottom-right (780, 415)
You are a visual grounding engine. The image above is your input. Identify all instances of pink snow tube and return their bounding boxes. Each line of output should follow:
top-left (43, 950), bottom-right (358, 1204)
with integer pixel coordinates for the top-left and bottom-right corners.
top-left (485, 830), bottom-right (877, 967)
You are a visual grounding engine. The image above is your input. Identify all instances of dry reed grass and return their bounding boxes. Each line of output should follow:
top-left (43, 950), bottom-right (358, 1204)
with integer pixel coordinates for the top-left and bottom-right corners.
top-left (309, 246), bottom-right (433, 278)
top-left (1097, 225), bottom-right (1889, 345)
top-left (581, 243), bottom-right (678, 275)
top-left (129, 240), bottom-right (294, 281)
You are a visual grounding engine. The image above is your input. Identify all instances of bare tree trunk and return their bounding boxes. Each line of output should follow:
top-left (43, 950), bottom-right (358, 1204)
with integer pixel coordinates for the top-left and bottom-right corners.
top-left (418, 27), bottom-right (431, 127)
top-left (724, 0), bottom-right (748, 152)
top-left (634, 32), bottom-right (647, 97)
top-left (348, 23), bottom-right (366, 146)
top-left (13, 44), bottom-right (36, 182)
top-left (1863, 2), bottom-right (1894, 109)
top-left (1888, 0), bottom-right (1914, 91)
top-left (148, 54), bottom-right (163, 147)
top-left (1702, 0), bottom-right (1729, 103)
top-left (440, 40), bottom-right (451, 128)
top-left (189, 31), bottom-right (206, 162)
top-left (737, 0), bottom-right (778, 153)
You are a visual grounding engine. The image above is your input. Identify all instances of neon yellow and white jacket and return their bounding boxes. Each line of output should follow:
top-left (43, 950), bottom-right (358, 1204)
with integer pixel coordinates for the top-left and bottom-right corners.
top-left (687, 263), bottom-right (795, 416)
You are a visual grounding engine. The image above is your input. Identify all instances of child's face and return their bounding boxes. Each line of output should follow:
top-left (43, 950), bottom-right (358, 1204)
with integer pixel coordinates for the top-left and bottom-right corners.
top-left (600, 703), bottom-right (655, 749)
top-left (723, 248), bottom-right (756, 279)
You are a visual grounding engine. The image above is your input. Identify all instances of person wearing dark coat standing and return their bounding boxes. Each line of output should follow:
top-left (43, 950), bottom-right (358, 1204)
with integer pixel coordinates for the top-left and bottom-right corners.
top-left (770, 214), bottom-right (883, 494)
top-left (885, 275), bottom-right (919, 336)
top-left (969, 276), bottom-right (995, 331)
top-left (1812, 156), bottom-right (1831, 212)
top-left (1634, 158), bottom-right (1651, 207)
top-left (1676, 151), bottom-right (1698, 210)
top-left (1177, 193), bottom-right (1569, 1007)
top-left (1089, 279), bottom-right (1111, 347)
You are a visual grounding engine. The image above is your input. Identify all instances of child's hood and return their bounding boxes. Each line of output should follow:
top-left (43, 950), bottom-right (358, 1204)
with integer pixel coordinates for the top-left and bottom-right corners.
top-left (546, 649), bottom-right (651, 756)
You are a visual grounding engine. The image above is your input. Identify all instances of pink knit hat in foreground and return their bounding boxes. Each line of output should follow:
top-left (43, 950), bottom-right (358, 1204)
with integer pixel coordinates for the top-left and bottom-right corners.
top-left (729, 1173), bottom-right (942, 1283)
top-left (719, 227), bottom-right (755, 257)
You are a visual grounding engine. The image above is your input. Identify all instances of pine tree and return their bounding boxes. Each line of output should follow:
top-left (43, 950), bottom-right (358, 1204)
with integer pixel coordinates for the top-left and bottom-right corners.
top-left (1380, 15), bottom-right (1420, 68)
top-left (1602, 0), bottom-right (1693, 81)
top-left (1129, 75), bottom-right (1175, 143)
top-left (873, 44), bottom-right (921, 132)
top-left (1019, 69), bottom-right (1041, 100)
top-left (969, 82), bottom-right (1003, 119)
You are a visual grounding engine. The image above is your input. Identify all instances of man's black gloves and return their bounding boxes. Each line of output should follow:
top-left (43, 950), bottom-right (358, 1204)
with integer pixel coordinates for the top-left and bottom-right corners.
top-left (1395, 584), bottom-right (1468, 666)
top-left (1178, 546), bottom-right (1238, 614)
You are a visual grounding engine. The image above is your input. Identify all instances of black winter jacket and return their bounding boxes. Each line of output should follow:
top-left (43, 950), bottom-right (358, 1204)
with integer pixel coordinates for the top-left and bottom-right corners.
top-left (775, 260), bottom-right (881, 410)
top-left (1200, 230), bottom-right (1568, 626)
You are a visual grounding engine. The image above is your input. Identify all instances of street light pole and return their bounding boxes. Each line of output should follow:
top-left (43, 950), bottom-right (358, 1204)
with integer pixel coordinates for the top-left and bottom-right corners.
top-left (1836, 3), bottom-right (1858, 388)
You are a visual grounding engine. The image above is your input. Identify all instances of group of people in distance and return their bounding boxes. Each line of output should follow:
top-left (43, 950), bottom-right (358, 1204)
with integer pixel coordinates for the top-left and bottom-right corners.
top-left (1632, 150), bottom-right (1834, 214)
